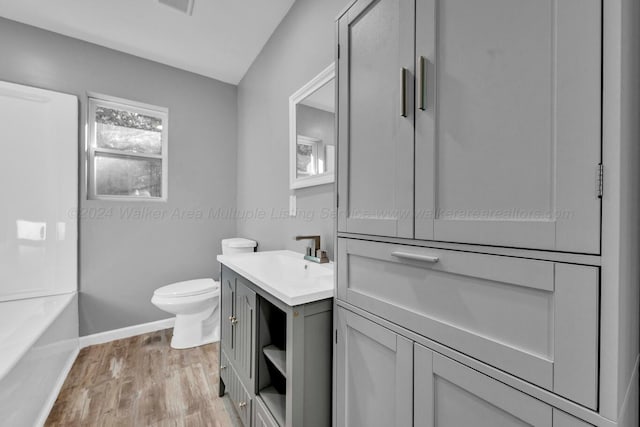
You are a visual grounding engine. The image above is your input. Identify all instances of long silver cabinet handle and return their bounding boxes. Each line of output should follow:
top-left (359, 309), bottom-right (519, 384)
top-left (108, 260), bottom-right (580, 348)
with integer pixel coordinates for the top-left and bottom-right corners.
top-left (391, 250), bottom-right (439, 263)
top-left (418, 56), bottom-right (426, 111)
top-left (400, 67), bottom-right (408, 117)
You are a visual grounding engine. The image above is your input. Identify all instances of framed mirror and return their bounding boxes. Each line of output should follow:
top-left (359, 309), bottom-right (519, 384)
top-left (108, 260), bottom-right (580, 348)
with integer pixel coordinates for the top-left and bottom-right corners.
top-left (289, 63), bottom-right (335, 189)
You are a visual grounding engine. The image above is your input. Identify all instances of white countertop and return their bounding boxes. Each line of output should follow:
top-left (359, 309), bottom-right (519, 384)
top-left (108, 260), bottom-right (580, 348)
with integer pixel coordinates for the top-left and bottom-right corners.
top-left (217, 250), bottom-right (334, 306)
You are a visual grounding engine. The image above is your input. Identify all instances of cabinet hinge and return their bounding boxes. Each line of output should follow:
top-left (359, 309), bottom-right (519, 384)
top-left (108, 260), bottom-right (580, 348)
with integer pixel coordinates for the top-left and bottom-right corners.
top-left (337, 44), bottom-right (340, 59)
top-left (596, 163), bottom-right (604, 198)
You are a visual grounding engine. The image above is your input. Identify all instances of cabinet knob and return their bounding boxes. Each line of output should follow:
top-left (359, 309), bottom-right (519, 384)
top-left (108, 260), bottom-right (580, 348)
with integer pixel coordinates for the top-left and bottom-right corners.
top-left (238, 401), bottom-right (247, 408)
top-left (229, 315), bottom-right (238, 324)
top-left (220, 365), bottom-right (227, 370)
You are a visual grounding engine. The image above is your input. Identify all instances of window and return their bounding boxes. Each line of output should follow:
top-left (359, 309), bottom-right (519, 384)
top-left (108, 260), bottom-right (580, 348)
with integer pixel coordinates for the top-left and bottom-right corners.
top-left (87, 95), bottom-right (168, 200)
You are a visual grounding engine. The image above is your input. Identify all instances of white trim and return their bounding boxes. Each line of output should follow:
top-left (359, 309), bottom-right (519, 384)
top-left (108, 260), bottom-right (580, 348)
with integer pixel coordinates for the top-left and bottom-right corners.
top-left (35, 346), bottom-right (80, 427)
top-left (86, 92), bottom-right (169, 114)
top-left (79, 317), bottom-right (175, 349)
top-left (289, 63), bottom-right (336, 190)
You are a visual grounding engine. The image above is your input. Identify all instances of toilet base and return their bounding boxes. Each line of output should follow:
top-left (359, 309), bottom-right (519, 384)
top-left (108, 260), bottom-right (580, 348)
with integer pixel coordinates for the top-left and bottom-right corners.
top-left (170, 308), bottom-right (220, 350)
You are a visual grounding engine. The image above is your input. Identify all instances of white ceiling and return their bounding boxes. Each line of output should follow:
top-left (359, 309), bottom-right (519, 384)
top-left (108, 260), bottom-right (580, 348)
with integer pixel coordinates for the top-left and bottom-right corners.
top-left (0, 0), bottom-right (295, 84)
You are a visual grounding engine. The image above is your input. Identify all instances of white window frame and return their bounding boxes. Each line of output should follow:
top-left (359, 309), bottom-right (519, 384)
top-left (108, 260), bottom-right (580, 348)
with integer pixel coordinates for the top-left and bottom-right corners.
top-left (87, 93), bottom-right (168, 201)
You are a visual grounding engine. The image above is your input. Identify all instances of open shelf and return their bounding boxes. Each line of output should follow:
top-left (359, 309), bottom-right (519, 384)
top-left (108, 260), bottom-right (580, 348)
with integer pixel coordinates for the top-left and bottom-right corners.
top-left (257, 297), bottom-right (287, 426)
top-left (260, 386), bottom-right (286, 426)
top-left (263, 345), bottom-right (286, 378)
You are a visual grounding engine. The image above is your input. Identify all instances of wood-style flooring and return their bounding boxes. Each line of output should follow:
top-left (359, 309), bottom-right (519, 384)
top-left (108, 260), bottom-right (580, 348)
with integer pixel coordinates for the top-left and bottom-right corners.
top-left (45, 329), bottom-right (240, 427)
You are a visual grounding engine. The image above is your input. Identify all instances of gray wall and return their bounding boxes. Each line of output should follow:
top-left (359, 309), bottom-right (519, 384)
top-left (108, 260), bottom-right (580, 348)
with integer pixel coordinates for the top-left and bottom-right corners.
top-left (236, 0), bottom-right (349, 259)
top-left (0, 18), bottom-right (238, 335)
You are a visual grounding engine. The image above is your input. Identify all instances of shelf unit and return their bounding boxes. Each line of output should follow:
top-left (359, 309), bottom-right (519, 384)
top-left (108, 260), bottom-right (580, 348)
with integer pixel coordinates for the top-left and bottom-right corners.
top-left (257, 297), bottom-right (287, 426)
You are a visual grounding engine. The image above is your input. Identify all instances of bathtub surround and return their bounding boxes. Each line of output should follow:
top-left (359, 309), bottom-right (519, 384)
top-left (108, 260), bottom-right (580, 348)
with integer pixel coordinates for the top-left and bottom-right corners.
top-left (236, 0), bottom-right (351, 260)
top-left (0, 81), bottom-right (78, 302)
top-left (0, 294), bottom-right (79, 427)
top-left (0, 17), bottom-right (238, 335)
top-left (0, 80), bottom-right (80, 425)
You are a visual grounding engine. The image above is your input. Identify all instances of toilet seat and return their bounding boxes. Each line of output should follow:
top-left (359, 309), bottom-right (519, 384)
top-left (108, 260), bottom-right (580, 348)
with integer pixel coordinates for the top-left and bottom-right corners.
top-left (153, 278), bottom-right (219, 298)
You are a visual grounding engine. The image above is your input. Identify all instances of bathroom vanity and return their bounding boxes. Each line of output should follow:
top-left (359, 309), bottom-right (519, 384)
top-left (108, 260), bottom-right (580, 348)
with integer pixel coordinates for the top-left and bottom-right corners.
top-left (217, 251), bottom-right (333, 427)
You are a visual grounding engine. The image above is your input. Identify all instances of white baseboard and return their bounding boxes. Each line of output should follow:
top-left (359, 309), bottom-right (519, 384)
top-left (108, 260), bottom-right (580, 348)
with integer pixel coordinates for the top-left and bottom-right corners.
top-left (36, 345), bottom-right (80, 427)
top-left (79, 318), bottom-right (175, 349)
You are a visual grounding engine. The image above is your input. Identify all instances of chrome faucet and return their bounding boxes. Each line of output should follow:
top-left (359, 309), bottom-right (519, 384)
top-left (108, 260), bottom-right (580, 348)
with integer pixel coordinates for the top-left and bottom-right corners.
top-left (295, 235), bottom-right (329, 264)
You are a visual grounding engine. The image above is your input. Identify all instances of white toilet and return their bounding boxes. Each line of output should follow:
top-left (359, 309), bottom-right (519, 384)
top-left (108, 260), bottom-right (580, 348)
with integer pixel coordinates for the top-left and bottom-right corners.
top-left (151, 238), bottom-right (257, 349)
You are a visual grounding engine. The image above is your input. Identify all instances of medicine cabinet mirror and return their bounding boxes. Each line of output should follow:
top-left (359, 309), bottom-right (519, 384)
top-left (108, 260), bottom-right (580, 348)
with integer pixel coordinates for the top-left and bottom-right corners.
top-left (289, 63), bottom-right (335, 189)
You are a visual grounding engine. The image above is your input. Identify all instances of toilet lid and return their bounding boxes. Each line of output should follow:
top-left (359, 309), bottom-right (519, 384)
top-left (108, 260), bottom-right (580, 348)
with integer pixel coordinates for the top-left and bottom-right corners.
top-left (154, 278), bottom-right (219, 298)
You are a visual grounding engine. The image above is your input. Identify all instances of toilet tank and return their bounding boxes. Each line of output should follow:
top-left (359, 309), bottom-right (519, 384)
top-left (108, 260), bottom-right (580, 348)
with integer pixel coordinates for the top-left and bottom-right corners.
top-left (222, 238), bottom-right (257, 256)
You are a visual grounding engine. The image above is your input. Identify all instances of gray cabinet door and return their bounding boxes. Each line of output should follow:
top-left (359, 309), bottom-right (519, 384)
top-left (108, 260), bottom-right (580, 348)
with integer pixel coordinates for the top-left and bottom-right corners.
top-left (220, 349), bottom-right (231, 391)
top-left (337, 0), bottom-right (415, 238)
top-left (220, 269), bottom-right (235, 355)
top-left (226, 361), bottom-right (253, 427)
top-left (414, 0), bottom-right (601, 252)
top-left (415, 344), bottom-right (553, 427)
top-left (335, 307), bottom-right (413, 427)
top-left (235, 277), bottom-right (256, 385)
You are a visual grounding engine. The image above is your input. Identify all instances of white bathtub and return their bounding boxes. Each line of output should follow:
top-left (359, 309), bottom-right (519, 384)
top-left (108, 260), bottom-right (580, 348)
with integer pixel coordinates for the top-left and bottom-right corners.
top-left (0, 292), bottom-right (79, 427)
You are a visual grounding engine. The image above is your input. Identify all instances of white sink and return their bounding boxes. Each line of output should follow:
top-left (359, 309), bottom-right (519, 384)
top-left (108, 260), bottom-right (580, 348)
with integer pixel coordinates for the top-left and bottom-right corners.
top-left (217, 250), bottom-right (334, 306)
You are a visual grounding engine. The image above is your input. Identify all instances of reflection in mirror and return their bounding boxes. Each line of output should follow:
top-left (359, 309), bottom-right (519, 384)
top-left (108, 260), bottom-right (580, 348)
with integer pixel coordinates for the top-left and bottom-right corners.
top-left (290, 63), bottom-right (335, 189)
top-left (296, 135), bottom-right (321, 178)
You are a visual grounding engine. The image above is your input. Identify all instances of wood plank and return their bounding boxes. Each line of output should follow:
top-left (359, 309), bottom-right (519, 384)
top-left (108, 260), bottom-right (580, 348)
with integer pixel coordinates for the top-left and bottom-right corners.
top-left (45, 329), bottom-right (240, 427)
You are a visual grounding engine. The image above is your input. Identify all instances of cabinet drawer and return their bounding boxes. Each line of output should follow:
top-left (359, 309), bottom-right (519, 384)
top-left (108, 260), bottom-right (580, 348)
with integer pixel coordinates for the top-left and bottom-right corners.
top-left (225, 360), bottom-right (252, 427)
top-left (337, 238), bottom-right (599, 409)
